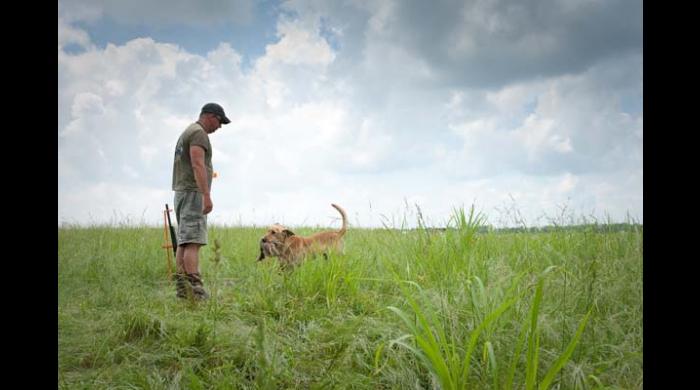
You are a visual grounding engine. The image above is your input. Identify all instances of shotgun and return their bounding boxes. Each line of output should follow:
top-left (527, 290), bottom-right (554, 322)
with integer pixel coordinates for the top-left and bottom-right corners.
top-left (165, 203), bottom-right (177, 255)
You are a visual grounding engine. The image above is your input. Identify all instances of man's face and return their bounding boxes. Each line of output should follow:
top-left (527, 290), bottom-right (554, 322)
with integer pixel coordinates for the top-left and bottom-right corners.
top-left (206, 113), bottom-right (222, 133)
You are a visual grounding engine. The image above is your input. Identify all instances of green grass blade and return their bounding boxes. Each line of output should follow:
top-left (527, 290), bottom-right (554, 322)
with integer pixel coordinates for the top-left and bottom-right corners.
top-left (389, 285), bottom-right (457, 389)
top-left (526, 278), bottom-right (545, 390)
top-left (538, 308), bottom-right (593, 390)
top-left (505, 315), bottom-right (530, 390)
top-left (387, 306), bottom-right (420, 335)
top-left (483, 340), bottom-right (498, 389)
top-left (387, 305), bottom-right (454, 388)
top-left (373, 341), bottom-right (386, 374)
top-left (461, 296), bottom-right (518, 386)
top-left (415, 336), bottom-right (455, 389)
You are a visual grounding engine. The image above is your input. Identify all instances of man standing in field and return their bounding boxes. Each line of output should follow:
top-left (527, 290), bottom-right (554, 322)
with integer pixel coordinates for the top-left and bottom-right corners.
top-left (172, 102), bottom-right (230, 300)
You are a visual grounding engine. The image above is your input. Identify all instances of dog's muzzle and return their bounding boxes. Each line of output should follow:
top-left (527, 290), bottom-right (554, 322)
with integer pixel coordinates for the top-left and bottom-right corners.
top-left (260, 238), bottom-right (280, 258)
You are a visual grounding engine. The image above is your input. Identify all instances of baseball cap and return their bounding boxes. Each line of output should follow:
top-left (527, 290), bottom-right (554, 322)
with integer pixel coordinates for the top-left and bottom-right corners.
top-left (200, 102), bottom-right (231, 124)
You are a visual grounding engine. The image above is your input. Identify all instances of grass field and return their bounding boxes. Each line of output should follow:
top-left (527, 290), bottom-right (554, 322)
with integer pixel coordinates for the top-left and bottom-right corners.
top-left (58, 209), bottom-right (642, 389)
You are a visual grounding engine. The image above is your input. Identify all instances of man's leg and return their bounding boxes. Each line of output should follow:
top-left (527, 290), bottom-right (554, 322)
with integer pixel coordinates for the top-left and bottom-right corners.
top-left (176, 244), bottom-right (185, 273)
top-left (175, 243), bottom-right (203, 299)
top-left (173, 191), bottom-right (208, 300)
top-left (182, 243), bottom-right (209, 299)
top-left (182, 243), bottom-right (202, 274)
top-left (174, 244), bottom-right (188, 298)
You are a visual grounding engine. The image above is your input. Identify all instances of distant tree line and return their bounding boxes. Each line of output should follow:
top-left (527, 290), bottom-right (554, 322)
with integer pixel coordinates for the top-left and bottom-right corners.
top-left (415, 223), bottom-right (642, 234)
top-left (483, 223), bottom-right (642, 234)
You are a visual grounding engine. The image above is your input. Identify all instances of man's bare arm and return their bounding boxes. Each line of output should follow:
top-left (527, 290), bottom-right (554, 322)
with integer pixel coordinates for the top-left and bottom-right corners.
top-left (190, 145), bottom-right (213, 214)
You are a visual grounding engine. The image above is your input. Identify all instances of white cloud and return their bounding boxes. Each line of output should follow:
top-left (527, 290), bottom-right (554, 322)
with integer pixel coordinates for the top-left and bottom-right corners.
top-left (442, 52), bottom-right (642, 180)
top-left (58, 182), bottom-right (170, 226)
top-left (58, 1), bottom-right (642, 228)
top-left (71, 92), bottom-right (105, 118)
top-left (264, 19), bottom-right (335, 66)
top-left (58, 17), bottom-right (94, 51)
top-left (515, 114), bottom-right (573, 160)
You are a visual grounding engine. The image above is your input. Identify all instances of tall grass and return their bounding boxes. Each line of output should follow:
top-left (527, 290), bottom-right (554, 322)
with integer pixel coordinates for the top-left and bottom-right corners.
top-left (386, 209), bottom-right (594, 389)
top-left (59, 208), bottom-right (642, 388)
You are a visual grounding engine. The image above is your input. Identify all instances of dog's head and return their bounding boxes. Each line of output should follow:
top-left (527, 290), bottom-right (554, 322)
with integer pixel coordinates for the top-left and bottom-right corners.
top-left (257, 223), bottom-right (295, 261)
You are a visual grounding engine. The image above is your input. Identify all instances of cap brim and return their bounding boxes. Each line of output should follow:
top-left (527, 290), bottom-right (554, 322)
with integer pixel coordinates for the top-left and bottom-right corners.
top-left (221, 116), bottom-right (231, 124)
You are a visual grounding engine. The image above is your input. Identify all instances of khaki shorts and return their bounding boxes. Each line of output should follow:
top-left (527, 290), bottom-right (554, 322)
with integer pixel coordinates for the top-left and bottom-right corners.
top-left (174, 191), bottom-right (208, 246)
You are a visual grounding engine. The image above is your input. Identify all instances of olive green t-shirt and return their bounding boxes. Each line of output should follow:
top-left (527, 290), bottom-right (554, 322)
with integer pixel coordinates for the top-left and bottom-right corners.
top-left (172, 122), bottom-right (213, 192)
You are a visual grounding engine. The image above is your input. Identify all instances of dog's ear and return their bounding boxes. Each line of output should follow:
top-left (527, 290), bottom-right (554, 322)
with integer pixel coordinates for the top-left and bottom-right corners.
top-left (283, 229), bottom-right (295, 237)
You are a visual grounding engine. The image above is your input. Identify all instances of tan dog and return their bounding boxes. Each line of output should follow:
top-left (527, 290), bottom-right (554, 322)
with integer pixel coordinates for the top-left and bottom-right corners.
top-left (257, 204), bottom-right (347, 268)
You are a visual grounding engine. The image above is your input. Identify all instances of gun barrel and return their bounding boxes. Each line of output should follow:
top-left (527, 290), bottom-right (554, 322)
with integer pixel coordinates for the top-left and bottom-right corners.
top-left (165, 204), bottom-right (178, 255)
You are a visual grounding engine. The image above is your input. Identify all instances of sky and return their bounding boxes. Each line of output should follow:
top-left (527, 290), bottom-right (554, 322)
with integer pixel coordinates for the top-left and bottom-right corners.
top-left (58, 0), bottom-right (643, 229)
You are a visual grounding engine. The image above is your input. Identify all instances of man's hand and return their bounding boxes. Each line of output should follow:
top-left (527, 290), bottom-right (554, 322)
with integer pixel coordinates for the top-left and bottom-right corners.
top-left (203, 193), bottom-right (213, 215)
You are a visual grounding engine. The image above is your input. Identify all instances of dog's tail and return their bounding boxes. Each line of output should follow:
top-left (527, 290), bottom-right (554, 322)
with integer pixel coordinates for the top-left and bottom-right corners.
top-left (331, 203), bottom-right (347, 236)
